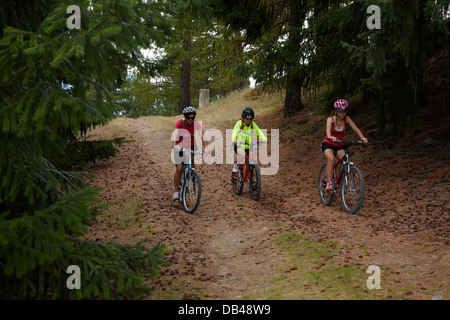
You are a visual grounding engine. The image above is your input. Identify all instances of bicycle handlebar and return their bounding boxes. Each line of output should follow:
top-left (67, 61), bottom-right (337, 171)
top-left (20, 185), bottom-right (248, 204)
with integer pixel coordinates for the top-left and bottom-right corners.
top-left (334, 139), bottom-right (365, 146)
top-left (180, 148), bottom-right (205, 155)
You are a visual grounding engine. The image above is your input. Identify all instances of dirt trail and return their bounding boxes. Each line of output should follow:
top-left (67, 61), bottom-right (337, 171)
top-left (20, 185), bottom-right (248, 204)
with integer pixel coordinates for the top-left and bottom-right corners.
top-left (85, 112), bottom-right (449, 300)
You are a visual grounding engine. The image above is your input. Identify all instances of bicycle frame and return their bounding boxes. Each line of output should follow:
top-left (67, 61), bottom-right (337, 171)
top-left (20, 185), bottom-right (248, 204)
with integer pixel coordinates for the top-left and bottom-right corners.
top-left (232, 142), bottom-right (263, 201)
top-left (333, 148), bottom-right (354, 188)
top-left (177, 148), bottom-right (203, 213)
top-left (235, 142), bottom-right (259, 183)
top-left (179, 149), bottom-right (200, 191)
top-left (183, 152), bottom-right (193, 180)
top-left (238, 151), bottom-right (254, 182)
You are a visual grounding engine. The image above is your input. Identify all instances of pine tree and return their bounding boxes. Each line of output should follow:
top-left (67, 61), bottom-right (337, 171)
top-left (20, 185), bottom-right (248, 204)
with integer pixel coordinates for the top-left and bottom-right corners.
top-left (120, 11), bottom-right (251, 117)
top-left (0, 0), bottom-right (173, 299)
top-left (162, 0), bottom-right (212, 114)
top-left (307, 1), bottom-right (368, 110)
top-left (209, 0), bottom-right (313, 117)
top-left (340, 0), bottom-right (448, 135)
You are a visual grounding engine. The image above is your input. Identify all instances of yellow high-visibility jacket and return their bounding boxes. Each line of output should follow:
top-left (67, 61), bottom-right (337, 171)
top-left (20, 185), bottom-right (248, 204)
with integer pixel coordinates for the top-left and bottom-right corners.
top-left (231, 119), bottom-right (267, 149)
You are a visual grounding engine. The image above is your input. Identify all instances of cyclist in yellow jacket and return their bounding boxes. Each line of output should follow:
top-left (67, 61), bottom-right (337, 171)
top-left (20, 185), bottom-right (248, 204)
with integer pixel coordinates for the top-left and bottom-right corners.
top-left (232, 108), bottom-right (267, 172)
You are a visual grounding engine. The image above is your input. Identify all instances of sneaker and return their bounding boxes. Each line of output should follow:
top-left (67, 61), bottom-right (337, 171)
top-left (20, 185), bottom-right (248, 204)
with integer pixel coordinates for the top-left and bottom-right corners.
top-left (232, 162), bottom-right (238, 173)
top-left (172, 191), bottom-right (180, 201)
top-left (325, 182), bottom-right (334, 192)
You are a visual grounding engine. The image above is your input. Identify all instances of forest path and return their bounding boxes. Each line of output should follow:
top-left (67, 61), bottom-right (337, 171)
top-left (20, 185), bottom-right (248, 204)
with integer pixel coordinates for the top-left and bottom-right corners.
top-left (84, 115), bottom-right (449, 300)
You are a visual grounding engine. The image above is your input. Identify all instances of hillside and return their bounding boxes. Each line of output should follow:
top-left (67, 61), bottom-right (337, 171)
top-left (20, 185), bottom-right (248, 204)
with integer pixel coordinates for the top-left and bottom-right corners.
top-left (83, 88), bottom-right (449, 300)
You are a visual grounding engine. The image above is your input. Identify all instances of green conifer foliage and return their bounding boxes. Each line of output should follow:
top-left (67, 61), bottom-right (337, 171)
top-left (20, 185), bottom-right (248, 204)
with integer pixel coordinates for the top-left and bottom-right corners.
top-left (210, 0), bottom-right (448, 134)
top-left (0, 0), bottom-right (172, 299)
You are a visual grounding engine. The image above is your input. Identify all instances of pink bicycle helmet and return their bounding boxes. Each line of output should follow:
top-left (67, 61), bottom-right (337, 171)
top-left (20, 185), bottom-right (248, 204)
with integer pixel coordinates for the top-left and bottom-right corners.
top-left (334, 99), bottom-right (349, 111)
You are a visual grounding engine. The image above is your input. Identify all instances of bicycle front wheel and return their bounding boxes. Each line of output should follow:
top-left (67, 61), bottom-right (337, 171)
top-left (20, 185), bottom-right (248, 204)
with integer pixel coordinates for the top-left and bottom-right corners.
top-left (182, 170), bottom-right (201, 214)
top-left (249, 164), bottom-right (261, 201)
top-left (340, 166), bottom-right (364, 214)
top-left (318, 162), bottom-right (334, 205)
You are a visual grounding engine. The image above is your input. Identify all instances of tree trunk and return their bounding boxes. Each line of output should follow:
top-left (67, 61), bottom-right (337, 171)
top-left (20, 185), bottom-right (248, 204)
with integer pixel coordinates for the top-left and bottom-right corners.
top-left (178, 59), bottom-right (191, 114)
top-left (284, 82), bottom-right (303, 117)
top-left (283, 1), bottom-right (305, 118)
top-left (178, 34), bottom-right (191, 114)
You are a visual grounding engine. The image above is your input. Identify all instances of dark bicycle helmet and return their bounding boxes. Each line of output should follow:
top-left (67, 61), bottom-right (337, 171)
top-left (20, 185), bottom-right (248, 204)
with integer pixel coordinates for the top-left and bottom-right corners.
top-left (334, 99), bottom-right (349, 112)
top-left (182, 106), bottom-right (197, 115)
top-left (241, 107), bottom-right (255, 119)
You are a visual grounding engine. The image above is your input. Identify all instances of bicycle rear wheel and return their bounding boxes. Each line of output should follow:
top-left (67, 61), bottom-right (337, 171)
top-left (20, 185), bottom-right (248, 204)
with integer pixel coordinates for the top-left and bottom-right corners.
top-left (231, 166), bottom-right (243, 195)
top-left (249, 164), bottom-right (261, 201)
top-left (318, 162), bottom-right (334, 205)
top-left (340, 166), bottom-right (364, 214)
top-left (182, 170), bottom-right (201, 214)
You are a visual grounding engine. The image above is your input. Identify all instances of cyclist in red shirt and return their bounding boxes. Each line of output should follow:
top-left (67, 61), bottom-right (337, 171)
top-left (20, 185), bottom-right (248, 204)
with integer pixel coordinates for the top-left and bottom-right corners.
top-left (321, 99), bottom-right (368, 192)
top-left (172, 106), bottom-right (206, 201)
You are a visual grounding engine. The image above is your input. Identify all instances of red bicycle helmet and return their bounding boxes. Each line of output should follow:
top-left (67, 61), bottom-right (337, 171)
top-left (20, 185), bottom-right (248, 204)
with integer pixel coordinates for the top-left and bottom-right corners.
top-left (334, 99), bottom-right (349, 111)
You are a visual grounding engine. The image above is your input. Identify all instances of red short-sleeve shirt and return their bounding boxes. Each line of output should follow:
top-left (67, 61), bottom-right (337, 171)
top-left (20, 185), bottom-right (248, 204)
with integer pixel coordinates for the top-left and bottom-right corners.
top-left (175, 120), bottom-right (202, 148)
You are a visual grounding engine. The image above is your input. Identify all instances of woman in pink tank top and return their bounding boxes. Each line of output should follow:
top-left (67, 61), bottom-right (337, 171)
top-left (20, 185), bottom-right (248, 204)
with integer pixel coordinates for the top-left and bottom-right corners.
top-left (321, 99), bottom-right (368, 192)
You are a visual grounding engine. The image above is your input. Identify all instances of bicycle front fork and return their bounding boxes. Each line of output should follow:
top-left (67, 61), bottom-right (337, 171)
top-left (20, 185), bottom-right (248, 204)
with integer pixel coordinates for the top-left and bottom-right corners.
top-left (179, 166), bottom-right (187, 191)
top-left (343, 161), bottom-right (354, 173)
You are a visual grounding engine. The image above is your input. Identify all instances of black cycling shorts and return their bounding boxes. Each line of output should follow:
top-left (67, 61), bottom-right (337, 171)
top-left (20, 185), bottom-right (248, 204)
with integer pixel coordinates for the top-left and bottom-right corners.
top-left (321, 141), bottom-right (346, 156)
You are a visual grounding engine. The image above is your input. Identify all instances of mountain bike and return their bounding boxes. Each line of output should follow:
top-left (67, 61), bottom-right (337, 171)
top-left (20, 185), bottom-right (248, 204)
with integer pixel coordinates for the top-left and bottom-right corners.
top-left (178, 149), bottom-right (203, 214)
top-left (231, 142), bottom-right (263, 201)
top-left (318, 139), bottom-right (365, 214)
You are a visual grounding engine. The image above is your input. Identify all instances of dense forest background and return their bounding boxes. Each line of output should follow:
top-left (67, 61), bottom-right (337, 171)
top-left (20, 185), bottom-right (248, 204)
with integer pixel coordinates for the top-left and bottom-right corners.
top-left (0, 0), bottom-right (448, 299)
